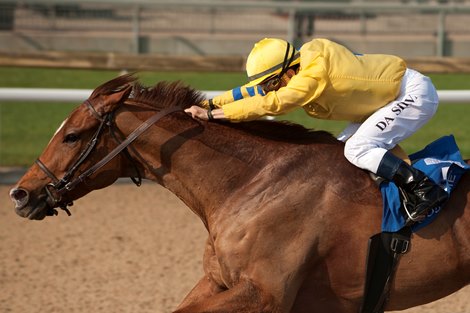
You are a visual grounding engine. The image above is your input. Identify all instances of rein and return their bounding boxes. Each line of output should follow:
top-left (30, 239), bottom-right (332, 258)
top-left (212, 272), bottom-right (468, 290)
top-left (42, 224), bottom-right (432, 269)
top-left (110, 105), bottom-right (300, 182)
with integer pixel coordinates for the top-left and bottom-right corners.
top-left (36, 99), bottom-right (182, 216)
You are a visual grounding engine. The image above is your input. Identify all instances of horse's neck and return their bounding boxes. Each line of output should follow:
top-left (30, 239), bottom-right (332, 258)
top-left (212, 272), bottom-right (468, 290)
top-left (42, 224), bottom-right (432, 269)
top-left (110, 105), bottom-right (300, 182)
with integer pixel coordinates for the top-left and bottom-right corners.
top-left (160, 122), bottom-right (279, 222)
top-left (119, 114), bottom-right (270, 224)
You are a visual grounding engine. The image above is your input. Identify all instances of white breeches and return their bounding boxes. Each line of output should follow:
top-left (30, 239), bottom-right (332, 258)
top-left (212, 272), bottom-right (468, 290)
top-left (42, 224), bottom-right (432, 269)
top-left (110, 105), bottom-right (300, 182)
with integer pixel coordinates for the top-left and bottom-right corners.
top-left (338, 68), bottom-right (439, 174)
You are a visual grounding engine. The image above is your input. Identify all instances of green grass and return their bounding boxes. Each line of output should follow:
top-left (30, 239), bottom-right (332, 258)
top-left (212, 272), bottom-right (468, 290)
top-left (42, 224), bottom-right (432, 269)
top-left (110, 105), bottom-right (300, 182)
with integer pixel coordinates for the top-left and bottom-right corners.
top-left (0, 67), bottom-right (247, 90)
top-left (0, 66), bottom-right (469, 167)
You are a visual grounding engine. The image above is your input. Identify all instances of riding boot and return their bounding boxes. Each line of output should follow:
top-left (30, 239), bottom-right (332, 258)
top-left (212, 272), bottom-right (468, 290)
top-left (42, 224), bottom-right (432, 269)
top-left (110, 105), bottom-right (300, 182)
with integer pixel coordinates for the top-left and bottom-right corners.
top-left (376, 151), bottom-right (449, 224)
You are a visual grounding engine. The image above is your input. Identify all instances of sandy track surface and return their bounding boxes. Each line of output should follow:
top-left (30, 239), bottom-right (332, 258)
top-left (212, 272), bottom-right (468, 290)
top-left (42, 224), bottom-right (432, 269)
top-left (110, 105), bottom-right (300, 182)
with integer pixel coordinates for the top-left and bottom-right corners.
top-left (1, 183), bottom-right (469, 313)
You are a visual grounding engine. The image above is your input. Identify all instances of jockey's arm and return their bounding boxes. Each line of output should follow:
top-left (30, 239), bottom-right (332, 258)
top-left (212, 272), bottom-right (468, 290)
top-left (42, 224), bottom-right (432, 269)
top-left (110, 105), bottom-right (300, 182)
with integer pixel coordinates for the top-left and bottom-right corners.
top-left (201, 84), bottom-right (265, 109)
top-left (188, 84), bottom-right (264, 121)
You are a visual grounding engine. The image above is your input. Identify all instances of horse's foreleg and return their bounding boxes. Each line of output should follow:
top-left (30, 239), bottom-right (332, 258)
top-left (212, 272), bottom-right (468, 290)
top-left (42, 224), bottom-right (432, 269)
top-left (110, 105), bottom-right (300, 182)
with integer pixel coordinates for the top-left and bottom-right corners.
top-left (173, 279), bottom-right (277, 313)
top-left (175, 275), bottom-right (225, 311)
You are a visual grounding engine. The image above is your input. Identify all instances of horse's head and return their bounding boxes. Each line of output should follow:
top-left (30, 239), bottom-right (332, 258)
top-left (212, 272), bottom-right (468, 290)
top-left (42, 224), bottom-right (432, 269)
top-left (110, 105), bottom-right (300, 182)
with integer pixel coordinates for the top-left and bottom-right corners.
top-left (9, 74), bottom-right (135, 220)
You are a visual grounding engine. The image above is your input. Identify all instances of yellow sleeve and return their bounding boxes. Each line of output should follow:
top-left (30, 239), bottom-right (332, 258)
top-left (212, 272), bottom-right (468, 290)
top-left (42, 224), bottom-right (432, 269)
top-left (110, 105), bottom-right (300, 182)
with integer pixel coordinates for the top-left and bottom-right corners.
top-left (222, 56), bottom-right (328, 121)
top-left (201, 84), bottom-right (266, 109)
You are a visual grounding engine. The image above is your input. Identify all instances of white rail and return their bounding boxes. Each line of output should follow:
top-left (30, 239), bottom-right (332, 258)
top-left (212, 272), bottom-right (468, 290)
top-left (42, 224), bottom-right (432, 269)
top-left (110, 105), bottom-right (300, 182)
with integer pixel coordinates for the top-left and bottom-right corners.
top-left (0, 88), bottom-right (469, 103)
top-left (0, 88), bottom-right (222, 102)
top-left (436, 90), bottom-right (470, 103)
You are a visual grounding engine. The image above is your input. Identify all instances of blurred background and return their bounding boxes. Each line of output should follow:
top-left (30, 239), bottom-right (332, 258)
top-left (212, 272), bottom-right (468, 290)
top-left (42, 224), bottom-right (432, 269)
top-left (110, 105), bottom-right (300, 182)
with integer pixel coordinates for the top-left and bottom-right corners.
top-left (1, 0), bottom-right (470, 58)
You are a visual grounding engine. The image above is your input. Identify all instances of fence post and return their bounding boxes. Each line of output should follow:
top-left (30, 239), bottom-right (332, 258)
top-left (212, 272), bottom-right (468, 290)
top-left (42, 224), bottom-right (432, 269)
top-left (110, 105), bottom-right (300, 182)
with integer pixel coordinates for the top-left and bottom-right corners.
top-left (132, 5), bottom-right (141, 54)
top-left (288, 8), bottom-right (297, 47)
top-left (436, 10), bottom-right (446, 57)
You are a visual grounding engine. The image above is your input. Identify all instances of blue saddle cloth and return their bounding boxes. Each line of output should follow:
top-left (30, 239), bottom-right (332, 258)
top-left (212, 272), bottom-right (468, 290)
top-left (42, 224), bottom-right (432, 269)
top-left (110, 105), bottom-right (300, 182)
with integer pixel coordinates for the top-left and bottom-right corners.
top-left (380, 135), bottom-right (470, 232)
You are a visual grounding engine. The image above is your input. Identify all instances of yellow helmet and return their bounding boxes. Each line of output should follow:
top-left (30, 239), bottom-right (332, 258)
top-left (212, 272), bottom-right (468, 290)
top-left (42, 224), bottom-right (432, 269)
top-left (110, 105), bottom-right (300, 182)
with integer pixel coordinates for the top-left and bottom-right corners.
top-left (245, 38), bottom-right (300, 87)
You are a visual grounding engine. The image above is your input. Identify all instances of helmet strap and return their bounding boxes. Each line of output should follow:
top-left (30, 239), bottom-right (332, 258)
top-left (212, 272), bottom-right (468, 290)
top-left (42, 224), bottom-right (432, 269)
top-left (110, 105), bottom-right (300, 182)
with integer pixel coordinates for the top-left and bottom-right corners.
top-left (278, 43), bottom-right (296, 79)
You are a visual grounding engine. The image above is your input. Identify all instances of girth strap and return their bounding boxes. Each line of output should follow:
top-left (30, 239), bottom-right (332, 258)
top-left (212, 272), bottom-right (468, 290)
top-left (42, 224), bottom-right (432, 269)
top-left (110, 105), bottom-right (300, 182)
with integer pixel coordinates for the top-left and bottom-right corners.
top-left (360, 227), bottom-right (412, 313)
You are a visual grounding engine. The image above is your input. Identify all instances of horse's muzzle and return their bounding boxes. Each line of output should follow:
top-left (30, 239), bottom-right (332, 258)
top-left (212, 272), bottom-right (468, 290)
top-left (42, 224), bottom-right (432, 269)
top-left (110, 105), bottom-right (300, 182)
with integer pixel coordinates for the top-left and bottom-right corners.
top-left (9, 187), bottom-right (29, 210)
top-left (9, 187), bottom-right (58, 220)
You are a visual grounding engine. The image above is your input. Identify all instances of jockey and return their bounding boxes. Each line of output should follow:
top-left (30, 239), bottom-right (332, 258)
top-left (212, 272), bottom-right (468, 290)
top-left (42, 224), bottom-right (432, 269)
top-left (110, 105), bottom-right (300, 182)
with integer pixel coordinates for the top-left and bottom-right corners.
top-left (185, 37), bottom-right (448, 224)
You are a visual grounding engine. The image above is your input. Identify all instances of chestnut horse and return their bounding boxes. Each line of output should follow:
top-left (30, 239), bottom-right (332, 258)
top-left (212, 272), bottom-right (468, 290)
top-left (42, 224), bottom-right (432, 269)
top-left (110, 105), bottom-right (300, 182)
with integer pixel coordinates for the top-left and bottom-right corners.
top-left (9, 75), bottom-right (470, 313)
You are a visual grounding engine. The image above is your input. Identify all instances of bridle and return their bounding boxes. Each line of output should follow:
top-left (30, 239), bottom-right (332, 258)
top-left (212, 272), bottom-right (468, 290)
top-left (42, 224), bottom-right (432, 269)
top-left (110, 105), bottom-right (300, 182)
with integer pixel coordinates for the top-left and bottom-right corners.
top-left (35, 99), bottom-right (182, 216)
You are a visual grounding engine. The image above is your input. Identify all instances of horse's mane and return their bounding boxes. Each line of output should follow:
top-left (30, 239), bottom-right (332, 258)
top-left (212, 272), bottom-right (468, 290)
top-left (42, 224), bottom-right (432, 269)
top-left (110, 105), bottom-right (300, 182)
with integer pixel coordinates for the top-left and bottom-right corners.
top-left (132, 80), bottom-right (206, 111)
top-left (90, 73), bottom-right (205, 110)
top-left (93, 74), bottom-right (337, 143)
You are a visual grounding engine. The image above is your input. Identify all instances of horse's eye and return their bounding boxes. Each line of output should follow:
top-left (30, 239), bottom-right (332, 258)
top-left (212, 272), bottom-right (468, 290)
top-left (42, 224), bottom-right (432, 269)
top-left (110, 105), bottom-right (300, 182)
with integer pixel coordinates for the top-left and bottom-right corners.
top-left (64, 133), bottom-right (80, 143)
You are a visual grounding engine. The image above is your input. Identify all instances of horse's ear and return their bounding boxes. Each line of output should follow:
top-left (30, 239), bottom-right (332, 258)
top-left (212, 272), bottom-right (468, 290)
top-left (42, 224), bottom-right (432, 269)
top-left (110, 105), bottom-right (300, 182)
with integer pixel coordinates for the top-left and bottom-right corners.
top-left (95, 84), bottom-right (133, 114)
top-left (105, 84), bottom-right (133, 106)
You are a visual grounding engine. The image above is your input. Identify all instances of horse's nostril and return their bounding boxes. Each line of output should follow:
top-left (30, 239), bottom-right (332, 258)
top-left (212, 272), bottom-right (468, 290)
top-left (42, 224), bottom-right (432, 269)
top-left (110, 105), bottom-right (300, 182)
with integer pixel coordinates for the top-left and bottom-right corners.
top-left (10, 188), bottom-right (28, 202)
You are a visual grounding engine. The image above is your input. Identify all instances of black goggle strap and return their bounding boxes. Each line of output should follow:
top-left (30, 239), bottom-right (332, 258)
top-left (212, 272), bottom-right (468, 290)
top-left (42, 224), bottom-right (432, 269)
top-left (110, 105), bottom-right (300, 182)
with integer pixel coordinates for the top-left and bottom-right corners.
top-left (262, 42), bottom-right (297, 90)
top-left (279, 43), bottom-right (291, 77)
top-left (278, 42), bottom-right (296, 79)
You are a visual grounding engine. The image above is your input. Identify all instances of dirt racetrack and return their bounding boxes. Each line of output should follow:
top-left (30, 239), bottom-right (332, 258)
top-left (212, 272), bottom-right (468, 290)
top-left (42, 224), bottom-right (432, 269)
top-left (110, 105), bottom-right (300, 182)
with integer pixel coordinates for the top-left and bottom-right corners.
top-left (1, 182), bottom-right (470, 313)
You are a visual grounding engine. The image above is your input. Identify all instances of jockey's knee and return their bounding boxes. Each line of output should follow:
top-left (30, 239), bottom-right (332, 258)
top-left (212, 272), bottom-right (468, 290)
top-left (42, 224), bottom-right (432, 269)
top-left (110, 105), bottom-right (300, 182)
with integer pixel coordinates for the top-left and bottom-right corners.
top-left (343, 136), bottom-right (367, 166)
top-left (344, 136), bottom-right (387, 174)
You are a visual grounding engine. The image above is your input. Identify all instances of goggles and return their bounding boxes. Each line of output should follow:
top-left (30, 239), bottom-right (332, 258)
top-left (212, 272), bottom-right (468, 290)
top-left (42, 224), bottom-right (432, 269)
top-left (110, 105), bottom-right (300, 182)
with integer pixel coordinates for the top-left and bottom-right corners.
top-left (257, 42), bottom-right (297, 93)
